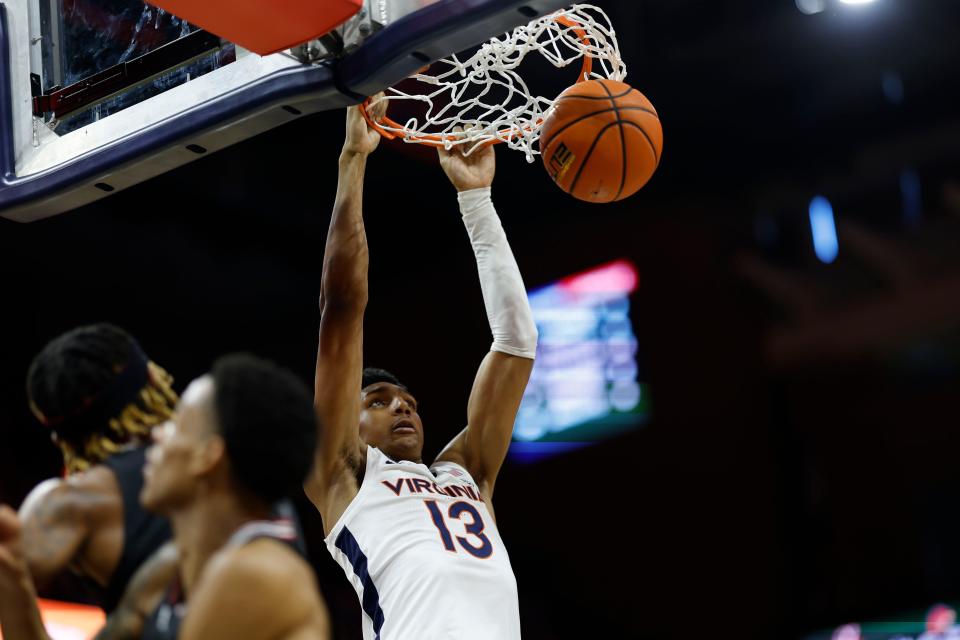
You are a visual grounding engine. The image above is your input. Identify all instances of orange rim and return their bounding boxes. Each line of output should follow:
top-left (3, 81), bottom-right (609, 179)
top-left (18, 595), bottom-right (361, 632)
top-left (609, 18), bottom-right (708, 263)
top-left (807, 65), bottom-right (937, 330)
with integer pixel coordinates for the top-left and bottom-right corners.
top-left (359, 14), bottom-right (595, 147)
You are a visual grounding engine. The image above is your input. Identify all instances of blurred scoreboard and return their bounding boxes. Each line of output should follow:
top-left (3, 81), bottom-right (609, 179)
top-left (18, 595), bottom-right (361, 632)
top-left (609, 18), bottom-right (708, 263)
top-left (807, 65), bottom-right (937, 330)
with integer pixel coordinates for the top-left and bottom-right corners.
top-left (510, 259), bottom-right (649, 462)
top-left (808, 603), bottom-right (960, 640)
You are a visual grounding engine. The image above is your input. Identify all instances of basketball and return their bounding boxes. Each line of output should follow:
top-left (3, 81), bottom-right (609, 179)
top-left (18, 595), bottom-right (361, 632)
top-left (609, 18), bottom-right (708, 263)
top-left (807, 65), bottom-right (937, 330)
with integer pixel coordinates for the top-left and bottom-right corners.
top-left (540, 79), bottom-right (663, 203)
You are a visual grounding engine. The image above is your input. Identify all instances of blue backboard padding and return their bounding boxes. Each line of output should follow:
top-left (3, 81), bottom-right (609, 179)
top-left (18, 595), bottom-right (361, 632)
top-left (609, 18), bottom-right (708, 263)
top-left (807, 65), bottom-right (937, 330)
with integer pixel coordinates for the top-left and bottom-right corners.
top-left (0, 7), bottom-right (15, 184)
top-left (0, 0), bottom-right (570, 215)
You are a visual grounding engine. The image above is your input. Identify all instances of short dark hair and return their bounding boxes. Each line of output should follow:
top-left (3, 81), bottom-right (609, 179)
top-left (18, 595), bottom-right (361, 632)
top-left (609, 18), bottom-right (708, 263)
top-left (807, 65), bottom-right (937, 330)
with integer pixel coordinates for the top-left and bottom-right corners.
top-left (362, 367), bottom-right (406, 391)
top-left (212, 354), bottom-right (317, 505)
top-left (27, 323), bottom-right (177, 474)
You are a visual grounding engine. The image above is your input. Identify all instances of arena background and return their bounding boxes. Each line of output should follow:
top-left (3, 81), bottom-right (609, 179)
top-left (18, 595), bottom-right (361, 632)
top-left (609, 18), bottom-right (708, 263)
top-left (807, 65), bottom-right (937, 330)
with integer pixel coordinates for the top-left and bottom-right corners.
top-left (2, 1), bottom-right (960, 637)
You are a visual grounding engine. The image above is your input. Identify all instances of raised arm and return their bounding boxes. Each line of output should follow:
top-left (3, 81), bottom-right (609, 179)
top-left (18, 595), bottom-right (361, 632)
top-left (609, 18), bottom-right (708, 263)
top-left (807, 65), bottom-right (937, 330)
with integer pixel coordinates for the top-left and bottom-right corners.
top-left (434, 142), bottom-right (538, 502)
top-left (304, 102), bottom-right (385, 532)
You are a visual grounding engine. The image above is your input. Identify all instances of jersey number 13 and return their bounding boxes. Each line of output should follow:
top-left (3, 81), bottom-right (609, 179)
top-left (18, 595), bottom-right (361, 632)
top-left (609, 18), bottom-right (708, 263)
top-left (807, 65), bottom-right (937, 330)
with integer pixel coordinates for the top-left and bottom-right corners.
top-left (424, 500), bottom-right (493, 558)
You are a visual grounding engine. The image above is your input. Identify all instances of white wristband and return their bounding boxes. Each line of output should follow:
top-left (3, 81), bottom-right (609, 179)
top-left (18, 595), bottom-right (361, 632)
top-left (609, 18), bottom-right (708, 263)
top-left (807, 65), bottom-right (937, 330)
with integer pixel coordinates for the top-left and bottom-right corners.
top-left (458, 188), bottom-right (538, 359)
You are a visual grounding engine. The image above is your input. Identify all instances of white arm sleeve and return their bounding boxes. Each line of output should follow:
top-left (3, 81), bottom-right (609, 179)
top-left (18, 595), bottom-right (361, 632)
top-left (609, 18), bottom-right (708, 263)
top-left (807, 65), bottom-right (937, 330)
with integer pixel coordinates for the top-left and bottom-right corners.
top-left (458, 187), bottom-right (538, 360)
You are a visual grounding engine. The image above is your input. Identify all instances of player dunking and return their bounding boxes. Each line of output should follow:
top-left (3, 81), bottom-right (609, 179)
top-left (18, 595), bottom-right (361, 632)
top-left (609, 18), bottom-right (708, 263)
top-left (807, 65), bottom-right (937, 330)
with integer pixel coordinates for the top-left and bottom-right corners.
top-left (305, 103), bottom-right (537, 639)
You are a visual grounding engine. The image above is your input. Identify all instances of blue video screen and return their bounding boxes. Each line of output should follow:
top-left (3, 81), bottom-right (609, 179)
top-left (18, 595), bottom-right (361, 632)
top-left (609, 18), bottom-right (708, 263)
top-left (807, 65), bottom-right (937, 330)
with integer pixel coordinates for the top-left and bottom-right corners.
top-left (510, 259), bottom-right (649, 463)
top-left (807, 603), bottom-right (960, 640)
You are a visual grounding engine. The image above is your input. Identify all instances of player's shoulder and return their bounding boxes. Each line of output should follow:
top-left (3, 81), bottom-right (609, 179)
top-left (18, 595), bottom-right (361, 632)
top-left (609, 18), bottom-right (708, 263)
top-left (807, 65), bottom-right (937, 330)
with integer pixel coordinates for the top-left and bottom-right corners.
top-left (19, 467), bottom-right (116, 522)
top-left (204, 537), bottom-right (314, 595)
top-left (69, 463), bottom-right (121, 494)
top-left (184, 538), bottom-right (327, 640)
top-left (19, 477), bottom-right (66, 514)
top-left (230, 540), bottom-right (329, 629)
top-left (196, 538), bottom-right (321, 630)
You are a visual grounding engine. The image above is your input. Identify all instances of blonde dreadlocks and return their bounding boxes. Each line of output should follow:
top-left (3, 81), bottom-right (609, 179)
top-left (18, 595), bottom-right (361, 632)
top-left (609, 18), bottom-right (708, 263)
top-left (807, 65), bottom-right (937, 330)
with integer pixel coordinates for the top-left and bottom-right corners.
top-left (27, 324), bottom-right (180, 475)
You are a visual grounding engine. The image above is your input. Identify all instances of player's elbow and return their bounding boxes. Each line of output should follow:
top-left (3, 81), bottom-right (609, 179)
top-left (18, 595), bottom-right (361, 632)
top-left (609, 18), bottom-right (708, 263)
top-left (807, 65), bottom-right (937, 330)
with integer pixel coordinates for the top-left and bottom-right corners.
top-left (517, 322), bottom-right (538, 357)
top-left (492, 323), bottom-right (538, 360)
top-left (515, 313), bottom-right (539, 356)
top-left (319, 283), bottom-right (368, 316)
top-left (320, 245), bottom-right (369, 309)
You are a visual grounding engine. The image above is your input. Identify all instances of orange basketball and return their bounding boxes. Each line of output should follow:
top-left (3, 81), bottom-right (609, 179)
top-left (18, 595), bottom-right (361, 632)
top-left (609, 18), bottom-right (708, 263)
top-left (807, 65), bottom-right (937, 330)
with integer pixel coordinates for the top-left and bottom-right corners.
top-left (540, 79), bottom-right (663, 203)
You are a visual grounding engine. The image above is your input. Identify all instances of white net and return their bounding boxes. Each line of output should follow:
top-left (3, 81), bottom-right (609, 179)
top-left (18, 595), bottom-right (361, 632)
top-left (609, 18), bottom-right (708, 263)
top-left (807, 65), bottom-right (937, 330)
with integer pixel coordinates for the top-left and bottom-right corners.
top-left (363, 4), bottom-right (625, 162)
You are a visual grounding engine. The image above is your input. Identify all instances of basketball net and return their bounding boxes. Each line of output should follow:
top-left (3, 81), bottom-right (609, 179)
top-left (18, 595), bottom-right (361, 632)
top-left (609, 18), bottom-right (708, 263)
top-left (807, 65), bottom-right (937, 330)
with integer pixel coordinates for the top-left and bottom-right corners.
top-left (360, 4), bottom-right (625, 162)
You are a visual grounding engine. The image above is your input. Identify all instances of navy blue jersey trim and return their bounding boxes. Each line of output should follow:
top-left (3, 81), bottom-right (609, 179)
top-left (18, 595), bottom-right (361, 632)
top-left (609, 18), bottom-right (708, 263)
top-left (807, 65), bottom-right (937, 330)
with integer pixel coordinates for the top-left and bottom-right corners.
top-left (336, 527), bottom-right (385, 639)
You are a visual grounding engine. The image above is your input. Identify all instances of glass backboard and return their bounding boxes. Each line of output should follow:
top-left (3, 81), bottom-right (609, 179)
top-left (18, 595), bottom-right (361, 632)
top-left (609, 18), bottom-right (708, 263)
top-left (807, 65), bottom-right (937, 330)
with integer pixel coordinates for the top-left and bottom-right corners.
top-left (0, 0), bottom-right (570, 222)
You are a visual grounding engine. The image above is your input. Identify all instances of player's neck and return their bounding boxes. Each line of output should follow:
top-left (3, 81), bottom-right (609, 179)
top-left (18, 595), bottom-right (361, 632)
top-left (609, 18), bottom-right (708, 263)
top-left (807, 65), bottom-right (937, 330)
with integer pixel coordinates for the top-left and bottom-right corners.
top-left (379, 447), bottom-right (422, 465)
top-left (170, 489), bottom-right (271, 596)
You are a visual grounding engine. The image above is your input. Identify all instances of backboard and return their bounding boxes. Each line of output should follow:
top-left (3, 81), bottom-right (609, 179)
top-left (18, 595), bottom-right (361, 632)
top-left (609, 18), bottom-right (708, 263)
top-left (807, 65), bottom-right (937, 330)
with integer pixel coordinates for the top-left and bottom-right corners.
top-left (0, 0), bottom-right (570, 222)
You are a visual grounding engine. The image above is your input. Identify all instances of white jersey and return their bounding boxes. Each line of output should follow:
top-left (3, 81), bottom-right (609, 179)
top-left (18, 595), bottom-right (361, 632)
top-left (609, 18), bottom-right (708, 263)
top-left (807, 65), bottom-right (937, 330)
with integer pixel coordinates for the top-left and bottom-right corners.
top-left (325, 446), bottom-right (521, 640)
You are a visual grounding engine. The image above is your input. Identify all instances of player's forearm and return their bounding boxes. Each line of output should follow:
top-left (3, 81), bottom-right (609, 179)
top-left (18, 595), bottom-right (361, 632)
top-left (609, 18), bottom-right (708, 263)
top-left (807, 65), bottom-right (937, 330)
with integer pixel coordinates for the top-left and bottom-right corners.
top-left (459, 188), bottom-right (538, 358)
top-left (93, 542), bottom-right (176, 640)
top-left (92, 610), bottom-right (142, 640)
top-left (321, 151), bottom-right (370, 312)
top-left (0, 573), bottom-right (52, 640)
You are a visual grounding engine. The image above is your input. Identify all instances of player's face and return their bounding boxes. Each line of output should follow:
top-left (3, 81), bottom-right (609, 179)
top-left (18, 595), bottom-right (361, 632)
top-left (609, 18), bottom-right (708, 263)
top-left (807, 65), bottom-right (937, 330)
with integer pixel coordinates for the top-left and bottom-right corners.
top-left (359, 382), bottom-right (424, 463)
top-left (141, 376), bottom-right (218, 513)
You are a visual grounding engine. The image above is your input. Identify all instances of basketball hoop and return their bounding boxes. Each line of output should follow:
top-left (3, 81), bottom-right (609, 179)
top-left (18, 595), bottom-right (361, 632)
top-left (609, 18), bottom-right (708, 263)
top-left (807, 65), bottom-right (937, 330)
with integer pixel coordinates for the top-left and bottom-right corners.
top-left (359, 4), bottom-right (625, 162)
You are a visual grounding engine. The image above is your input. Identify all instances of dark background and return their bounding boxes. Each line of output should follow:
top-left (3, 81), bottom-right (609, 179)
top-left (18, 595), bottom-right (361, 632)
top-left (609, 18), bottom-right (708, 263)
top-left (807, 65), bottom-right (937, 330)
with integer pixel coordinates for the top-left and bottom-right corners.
top-left (3, 0), bottom-right (960, 637)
